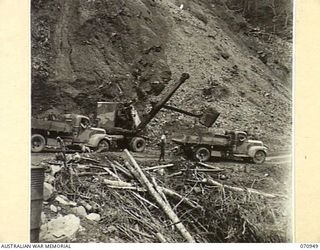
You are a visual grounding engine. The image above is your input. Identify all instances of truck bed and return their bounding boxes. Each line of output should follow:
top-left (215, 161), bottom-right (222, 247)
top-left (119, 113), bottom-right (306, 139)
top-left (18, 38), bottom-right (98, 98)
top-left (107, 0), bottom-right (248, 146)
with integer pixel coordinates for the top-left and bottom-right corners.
top-left (171, 132), bottom-right (229, 147)
top-left (32, 118), bottom-right (73, 133)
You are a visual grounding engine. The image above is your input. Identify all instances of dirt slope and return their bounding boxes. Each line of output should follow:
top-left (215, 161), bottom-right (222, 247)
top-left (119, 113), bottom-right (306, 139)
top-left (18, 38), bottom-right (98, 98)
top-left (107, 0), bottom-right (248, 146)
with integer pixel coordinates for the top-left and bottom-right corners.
top-left (31, 0), bottom-right (292, 150)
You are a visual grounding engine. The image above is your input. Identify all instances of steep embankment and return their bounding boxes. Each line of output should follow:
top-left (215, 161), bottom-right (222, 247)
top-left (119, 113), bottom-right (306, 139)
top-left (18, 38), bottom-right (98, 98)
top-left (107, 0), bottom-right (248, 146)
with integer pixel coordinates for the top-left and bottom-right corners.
top-left (31, 0), bottom-right (292, 150)
top-left (32, 0), bottom-right (174, 112)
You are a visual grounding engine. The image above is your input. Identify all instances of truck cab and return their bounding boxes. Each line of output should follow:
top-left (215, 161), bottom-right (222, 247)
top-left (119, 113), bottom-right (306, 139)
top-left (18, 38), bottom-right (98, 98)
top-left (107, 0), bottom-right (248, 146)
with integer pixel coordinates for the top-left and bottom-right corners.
top-left (31, 114), bottom-right (111, 152)
top-left (64, 114), bottom-right (105, 142)
top-left (225, 130), bottom-right (268, 163)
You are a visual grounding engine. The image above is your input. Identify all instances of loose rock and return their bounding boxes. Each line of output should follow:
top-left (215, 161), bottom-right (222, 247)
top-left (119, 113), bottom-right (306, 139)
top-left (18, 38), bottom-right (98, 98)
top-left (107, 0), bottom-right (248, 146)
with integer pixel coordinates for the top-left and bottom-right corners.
top-left (107, 225), bottom-right (117, 233)
top-left (41, 212), bottom-right (46, 224)
top-left (44, 174), bottom-right (55, 184)
top-left (79, 200), bottom-right (93, 212)
top-left (72, 206), bottom-right (87, 218)
top-left (55, 195), bottom-right (77, 206)
top-left (43, 182), bottom-right (54, 201)
top-left (50, 165), bottom-right (62, 176)
top-left (86, 213), bottom-right (101, 222)
top-left (50, 204), bottom-right (58, 213)
top-left (39, 214), bottom-right (80, 242)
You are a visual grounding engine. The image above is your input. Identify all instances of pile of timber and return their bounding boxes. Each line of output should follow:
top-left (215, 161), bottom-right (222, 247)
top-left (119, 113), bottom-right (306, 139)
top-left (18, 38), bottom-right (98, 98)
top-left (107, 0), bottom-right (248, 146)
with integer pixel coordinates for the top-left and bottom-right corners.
top-left (44, 150), bottom-right (288, 243)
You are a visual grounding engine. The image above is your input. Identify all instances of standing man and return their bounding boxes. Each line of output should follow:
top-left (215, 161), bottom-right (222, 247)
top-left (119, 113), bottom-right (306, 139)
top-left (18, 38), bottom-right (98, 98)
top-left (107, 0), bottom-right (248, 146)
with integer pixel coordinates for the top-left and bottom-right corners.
top-left (158, 131), bottom-right (167, 162)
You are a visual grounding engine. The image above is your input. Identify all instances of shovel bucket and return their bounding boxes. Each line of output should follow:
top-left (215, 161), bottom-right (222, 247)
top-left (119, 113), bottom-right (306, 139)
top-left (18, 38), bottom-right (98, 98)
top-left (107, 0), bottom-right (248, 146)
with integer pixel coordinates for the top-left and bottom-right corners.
top-left (200, 108), bottom-right (220, 127)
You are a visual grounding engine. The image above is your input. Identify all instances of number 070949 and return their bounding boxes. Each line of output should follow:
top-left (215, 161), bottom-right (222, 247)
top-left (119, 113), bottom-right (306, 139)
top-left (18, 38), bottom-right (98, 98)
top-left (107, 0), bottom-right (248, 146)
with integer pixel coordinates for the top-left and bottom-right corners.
top-left (300, 244), bottom-right (319, 248)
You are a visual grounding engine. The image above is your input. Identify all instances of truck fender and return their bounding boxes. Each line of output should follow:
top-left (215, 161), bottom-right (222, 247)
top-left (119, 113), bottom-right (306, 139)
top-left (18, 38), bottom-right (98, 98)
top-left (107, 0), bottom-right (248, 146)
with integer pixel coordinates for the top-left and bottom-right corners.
top-left (87, 134), bottom-right (112, 148)
top-left (247, 146), bottom-right (267, 158)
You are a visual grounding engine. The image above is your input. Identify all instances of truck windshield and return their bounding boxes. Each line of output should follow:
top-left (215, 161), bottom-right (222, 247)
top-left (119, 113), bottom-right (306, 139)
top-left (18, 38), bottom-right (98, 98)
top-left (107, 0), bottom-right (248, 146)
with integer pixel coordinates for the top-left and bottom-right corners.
top-left (80, 118), bottom-right (90, 129)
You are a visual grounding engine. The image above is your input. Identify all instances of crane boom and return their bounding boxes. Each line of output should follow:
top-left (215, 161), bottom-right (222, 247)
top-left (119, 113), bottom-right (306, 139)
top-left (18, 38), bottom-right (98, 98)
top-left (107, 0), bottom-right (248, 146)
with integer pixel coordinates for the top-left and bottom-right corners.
top-left (135, 73), bottom-right (190, 132)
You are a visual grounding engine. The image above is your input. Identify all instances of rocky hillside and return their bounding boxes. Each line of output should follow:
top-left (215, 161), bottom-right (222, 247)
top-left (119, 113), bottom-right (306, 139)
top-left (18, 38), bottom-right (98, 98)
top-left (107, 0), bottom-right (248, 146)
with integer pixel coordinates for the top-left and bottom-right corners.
top-left (31, 0), bottom-right (292, 150)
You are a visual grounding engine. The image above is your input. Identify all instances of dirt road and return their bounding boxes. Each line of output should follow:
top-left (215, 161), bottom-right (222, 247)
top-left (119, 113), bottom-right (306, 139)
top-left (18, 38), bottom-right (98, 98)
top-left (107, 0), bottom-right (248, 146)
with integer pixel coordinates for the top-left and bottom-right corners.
top-left (31, 148), bottom-right (291, 166)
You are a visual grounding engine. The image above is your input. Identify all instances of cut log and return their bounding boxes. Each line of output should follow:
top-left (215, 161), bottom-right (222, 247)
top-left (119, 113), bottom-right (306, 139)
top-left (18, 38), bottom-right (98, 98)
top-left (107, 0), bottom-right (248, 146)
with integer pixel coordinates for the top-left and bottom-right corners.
top-left (124, 149), bottom-right (196, 243)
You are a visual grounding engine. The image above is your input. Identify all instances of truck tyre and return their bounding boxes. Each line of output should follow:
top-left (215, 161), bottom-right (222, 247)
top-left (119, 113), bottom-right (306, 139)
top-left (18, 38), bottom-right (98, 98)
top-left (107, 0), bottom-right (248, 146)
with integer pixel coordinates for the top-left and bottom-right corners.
top-left (252, 150), bottom-right (266, 164)
top-left (97, 139), bottom-right (110, 152)
top-left (31, 134), bottom-right (46, 153)
top-left (194, 147), bottom-right (211, 162)
top-left (130, 137), bottom-right (146, 152)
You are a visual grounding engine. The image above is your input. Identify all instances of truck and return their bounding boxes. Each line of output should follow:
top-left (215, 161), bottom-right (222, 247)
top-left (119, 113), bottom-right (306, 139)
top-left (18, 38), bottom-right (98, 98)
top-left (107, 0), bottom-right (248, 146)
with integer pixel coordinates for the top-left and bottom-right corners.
top-left (31, 114), bottom-right (112, 153)
top-left (94, 73), bottom-right (220, 152)
top-left (171, 130), bottom-right (268, 164)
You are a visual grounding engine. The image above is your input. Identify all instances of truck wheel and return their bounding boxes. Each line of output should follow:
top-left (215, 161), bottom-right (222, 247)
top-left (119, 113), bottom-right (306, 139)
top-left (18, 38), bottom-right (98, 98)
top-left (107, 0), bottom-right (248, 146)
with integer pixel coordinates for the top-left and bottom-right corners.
top-left (97, 139), bottom-right (110, 152)
top-left (252, 150), bottom-right (266, 164)
top-left (130, 137), bottom-right (146, 152)
top-left (194, 147), bottom-right (211, 162)
top-left (31, 134), bottom-right (46, 153)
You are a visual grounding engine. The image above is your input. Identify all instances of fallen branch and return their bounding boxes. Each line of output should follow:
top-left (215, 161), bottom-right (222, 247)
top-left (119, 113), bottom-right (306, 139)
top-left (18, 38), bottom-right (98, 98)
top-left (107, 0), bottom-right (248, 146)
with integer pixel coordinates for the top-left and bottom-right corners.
top-left (156, 232), bottom-right (167, 243)
top-left (130, 191), bottom-right (159, 209)
top-left (88, 165), bottom-right (106, 170)
top-left (172, 182), bottom-right (199, 211)
top-left (89, 165), bottom-right (120, 179)
top-left (106, 159), bottom-right (133, 178)
top-left (124, 149), bottom-right (196, 243)
top-left (188, 213), bottom-right (208, 233)
top-left (167, 171), bottom-right (183, 178)
top-left (102, 178), bottom-right (133, 187)
top-left (201, 177), bottom-right (285, 198)
top-left (151, 177), bottom-right (170, 206)
top-left (44, 161), bottom-right (63, 166)
top-left (129, 191), bottom-right (157, 222)
top-left (182, 168), bottom-right (224, 172)
top-left (198, 162), bottom-right (222, 170)
top-left (101, 171), bottom-right (201, 209)
top-left (76, 172), bottom-right (109, 176)
top-left (105, 167), bottom-right (121, 180)
top-left (161, 187), bottom-right (202, 210)
top-left (117, 225), bottom-right (137, 242)
top-left (129, 228), bottom-right (154, 239)
top-left (105, 186), bottom-right (146, 192)
top-left (143, 164), bottom-right (174, 171)
top-left (80, 156), bottom-right (100, 163)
